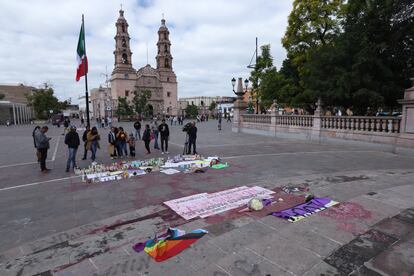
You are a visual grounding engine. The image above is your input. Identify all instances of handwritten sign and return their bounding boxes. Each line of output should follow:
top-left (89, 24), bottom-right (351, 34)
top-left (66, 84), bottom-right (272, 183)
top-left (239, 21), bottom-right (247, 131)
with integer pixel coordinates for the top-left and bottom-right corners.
top-left (164, 186), bottom-right (274, 220)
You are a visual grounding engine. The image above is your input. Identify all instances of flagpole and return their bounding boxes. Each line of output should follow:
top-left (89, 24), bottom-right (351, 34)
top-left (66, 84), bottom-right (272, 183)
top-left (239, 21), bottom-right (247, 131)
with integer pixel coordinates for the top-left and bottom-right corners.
top-left (82, 14), bottom-right (91, 128)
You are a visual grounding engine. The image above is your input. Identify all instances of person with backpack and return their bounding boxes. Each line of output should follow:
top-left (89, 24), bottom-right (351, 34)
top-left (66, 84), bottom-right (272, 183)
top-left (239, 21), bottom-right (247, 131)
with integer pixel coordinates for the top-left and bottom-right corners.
top-left (158, 119), bottom-right (170, 154)
top-left (81, 126), bottom-right (90, 160)
top-left (133, 120), bottom-right (141, 140)
top-left (117, 127), bottom-right (128, 157)
top-left (64, 125), bottom-right (80, 172)
top-left (108, 127), bottom-right (117, 159)
top-left (86, 127), bottom-right (100, 162)
top-left (142, 124), bottom-right (151, 154)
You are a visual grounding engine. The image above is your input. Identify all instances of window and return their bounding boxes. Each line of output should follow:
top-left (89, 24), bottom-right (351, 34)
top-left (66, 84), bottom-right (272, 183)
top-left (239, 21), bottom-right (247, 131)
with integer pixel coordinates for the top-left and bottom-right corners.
top-left (165, 58), bottom-right (169, 68)
top-left (122, 39), bottom-right (126, 47)
top-left (124, 73), bottom-right (128, 79)
top-left (201, 101), bottom-right (204, 106)
top-left (167, 77), bottom-right (170, 82)
top-left (125, 90), bottom-right (129, 97)
top-left (122, 53), bottom-right (128, 64)
top-left (164, 45), bottom-right (168, 52)
top-left (191, 101), bottom-right (194, 105)
top-left (121, 24), bottom-right (125, 32)
top-left (167, 92), bottom-right (171, 97)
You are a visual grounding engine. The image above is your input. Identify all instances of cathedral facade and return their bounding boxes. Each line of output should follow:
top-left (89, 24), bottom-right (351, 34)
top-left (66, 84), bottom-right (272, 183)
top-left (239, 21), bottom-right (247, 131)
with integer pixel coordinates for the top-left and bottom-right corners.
top-left (110, 9), bottom-right (178, 116)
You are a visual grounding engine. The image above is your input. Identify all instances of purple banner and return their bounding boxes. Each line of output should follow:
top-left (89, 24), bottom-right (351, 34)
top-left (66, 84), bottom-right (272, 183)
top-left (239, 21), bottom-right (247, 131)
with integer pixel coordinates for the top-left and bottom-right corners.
top-left (271, 198), bottom-right (338, 222)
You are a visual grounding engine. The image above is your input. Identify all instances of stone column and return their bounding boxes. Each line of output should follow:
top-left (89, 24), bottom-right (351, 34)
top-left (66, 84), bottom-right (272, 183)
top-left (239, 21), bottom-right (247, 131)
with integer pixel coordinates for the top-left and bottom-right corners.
top-left (232, 78), bottom-right (247, 133)
top-left (270, 100), bottom-right (278, 136)
top-left (12, 104), bottom-right (16, 125)
top-left (397, 79), bottom-right (414, 150)
top-left (311, 98), bottom-right (322, 142)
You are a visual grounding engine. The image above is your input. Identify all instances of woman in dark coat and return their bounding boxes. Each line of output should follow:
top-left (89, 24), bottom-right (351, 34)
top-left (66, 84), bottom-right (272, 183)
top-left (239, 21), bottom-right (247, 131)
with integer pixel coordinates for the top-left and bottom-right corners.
top-left (142, 124), bottom-right (151, 154)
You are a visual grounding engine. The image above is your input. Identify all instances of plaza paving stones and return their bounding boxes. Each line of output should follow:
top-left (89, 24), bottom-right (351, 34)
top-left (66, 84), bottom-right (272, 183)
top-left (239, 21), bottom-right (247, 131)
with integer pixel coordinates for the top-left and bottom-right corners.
top-left (1, 121), bottom-right (414, 275)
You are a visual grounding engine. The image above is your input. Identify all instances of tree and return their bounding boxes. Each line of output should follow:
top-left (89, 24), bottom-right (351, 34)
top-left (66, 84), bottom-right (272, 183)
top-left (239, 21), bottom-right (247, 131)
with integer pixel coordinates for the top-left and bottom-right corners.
top-left (26, 87), bottom-right (60, 119)
top-left (132, 90), bottom-right (151, 116)
top-left (208, 101), bottom-right (217, 111)
top-left (282, 0), bottom-right (344, 64)
top-left (185, 104), bottom-right (198, 118)
top-left (117, 96), bottom-right (133, 118)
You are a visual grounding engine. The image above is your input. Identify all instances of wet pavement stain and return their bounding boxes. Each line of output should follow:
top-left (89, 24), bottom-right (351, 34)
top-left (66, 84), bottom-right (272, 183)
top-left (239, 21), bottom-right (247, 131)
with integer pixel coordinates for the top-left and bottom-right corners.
top-left (324, 229), bottom-right (397, 275)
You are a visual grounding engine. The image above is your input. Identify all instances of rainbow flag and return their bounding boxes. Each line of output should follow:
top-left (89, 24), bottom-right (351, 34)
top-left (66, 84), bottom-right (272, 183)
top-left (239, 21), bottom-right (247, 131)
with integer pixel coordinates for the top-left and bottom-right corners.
top-left (133, 228), bottom-right (208, 262)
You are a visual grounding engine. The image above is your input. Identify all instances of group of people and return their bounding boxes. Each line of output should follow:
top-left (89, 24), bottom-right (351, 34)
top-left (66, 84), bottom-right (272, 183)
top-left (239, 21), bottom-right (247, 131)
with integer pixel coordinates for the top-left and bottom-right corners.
top-left (32, 117), bottom-right (200, 173)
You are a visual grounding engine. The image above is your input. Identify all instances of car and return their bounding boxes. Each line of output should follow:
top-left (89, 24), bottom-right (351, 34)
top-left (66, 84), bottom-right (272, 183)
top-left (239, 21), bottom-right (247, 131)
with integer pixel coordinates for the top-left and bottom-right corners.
top-left (51, 113), bottom-right (64, 127)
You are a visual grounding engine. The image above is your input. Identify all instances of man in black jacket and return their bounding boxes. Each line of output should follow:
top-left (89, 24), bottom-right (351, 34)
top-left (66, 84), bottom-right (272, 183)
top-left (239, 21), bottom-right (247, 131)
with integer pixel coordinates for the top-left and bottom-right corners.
top-left (133, 120), bottom-right (141, 140)
top-left (158, 119), bottom-right (170, 154)
top-left (187, 121), bottom-right (197, 155)
top-left (65, 125), bottom-right (80, 172)
top-left (81, 126), bottom-right (90, 160)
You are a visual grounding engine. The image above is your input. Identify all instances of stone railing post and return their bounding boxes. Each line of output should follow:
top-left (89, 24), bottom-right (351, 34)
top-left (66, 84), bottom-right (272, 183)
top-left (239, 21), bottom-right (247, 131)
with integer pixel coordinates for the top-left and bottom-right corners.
top-left (232, 78), bottom-right (247, 133)
top-left (397, 78), bottom-right (414, 150)
top-left (270, 100), bottom-right (277, 136)
top-left (312, 98), bottom-right (322, 142)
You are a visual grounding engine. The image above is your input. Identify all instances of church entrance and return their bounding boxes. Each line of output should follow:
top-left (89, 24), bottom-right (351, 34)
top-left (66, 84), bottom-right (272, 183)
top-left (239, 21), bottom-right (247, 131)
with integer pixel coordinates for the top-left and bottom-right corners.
top-left (146, 104), bottom-right (154, 118)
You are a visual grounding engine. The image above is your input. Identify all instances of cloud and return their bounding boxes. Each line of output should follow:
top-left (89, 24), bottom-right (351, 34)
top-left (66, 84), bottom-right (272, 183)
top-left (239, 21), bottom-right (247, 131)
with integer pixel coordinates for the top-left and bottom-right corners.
top-left (0, 0), bottom-right (293, 101)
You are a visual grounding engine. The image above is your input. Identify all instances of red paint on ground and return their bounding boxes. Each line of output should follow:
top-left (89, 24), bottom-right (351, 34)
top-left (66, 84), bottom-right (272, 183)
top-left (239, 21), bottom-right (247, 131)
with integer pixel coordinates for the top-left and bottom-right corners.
top-left (319, 202), bottom-right (372, 234)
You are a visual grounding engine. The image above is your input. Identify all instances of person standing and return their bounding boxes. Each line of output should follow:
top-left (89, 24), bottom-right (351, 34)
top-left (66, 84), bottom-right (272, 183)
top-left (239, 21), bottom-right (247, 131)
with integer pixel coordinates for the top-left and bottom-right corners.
top-left (128, 133), bottom-right (136, 157)
top-left (151, 122), bottom-right (160, 150)
top-left (35, 126), bottom-right (51, 172)
top-left (86, 127), bottom-right (100, 162)
top-left (117, 127), bottom-right (128, 157)
top-left (63, 118), bottom-right (70, 135)
top-left (108, 127), bottom-right (117, 159)
top-left (32, 126), bottom-right (41, 162)
top-left (187, 121), bottom-right (197, 155)
top-left (81, 126), bottom-right (90, 160)
top-left (107, 116), bottom-right (112, 128)
top-left (80, 117), bottom-right (85, 128)
top-left (133, 119), bottom-right (141, 140)
top-left (64, 125), bottom-right (80, 172)
top-left (142, 124), bottom-right (151, 154)
top-left (158, 119), bottom-right (170, 154)
top-left (218, 114), bottom-right (222, 131)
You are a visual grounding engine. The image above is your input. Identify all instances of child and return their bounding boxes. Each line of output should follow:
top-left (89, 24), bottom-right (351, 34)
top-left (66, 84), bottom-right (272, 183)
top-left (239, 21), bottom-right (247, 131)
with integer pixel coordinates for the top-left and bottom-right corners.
top-left (128, 133), bottom-right (136, 157)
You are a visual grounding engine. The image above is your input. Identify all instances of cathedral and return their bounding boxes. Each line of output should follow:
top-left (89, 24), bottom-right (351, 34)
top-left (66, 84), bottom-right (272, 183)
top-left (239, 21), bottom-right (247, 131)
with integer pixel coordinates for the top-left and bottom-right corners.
top-left (110, 9), bottom-right (178, 116)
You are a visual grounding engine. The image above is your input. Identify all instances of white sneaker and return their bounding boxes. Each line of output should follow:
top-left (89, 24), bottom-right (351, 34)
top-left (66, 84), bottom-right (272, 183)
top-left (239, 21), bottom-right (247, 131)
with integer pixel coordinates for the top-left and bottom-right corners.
top-left (166, 151), bottom-right (169, 154)
top-left (161, 152), bottom-right (164, 154)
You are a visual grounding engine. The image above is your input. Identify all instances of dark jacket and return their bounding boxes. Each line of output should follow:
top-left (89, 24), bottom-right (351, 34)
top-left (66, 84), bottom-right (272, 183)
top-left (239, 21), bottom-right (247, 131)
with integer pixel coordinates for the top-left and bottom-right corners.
top-left (158, 123), bottom-right (170, 137)
top-left (35, 131), bottom-right (50, 149)
top-left (142, 129), bottom-right (151, 141)
top-left (134, 121), bottom-right (141, 130)
top-left (108, 131), bottom-right (116, 145)
top-left (82, 130), bottom-right (89, 143)
top-left (188, 126), bottom-right (197, 139)
top-left (65, 131), bottom-right (80, 149)
top-left (63, 120), bottom-right (69, 128)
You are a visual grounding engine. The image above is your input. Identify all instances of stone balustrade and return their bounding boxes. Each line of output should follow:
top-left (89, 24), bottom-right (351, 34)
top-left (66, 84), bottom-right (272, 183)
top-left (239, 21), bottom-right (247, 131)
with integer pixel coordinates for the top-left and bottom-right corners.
top-left (242, 114), bottom-right (271, 124)
top-left (275, 115), bottom-right (314, 127)
top-left (321, 116), bottom-right (401, 133)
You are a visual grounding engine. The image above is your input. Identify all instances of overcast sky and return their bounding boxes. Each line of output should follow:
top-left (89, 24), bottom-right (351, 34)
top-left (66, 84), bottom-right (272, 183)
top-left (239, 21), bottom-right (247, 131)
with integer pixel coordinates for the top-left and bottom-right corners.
top-left (0, 0), bottom-right (293, 102)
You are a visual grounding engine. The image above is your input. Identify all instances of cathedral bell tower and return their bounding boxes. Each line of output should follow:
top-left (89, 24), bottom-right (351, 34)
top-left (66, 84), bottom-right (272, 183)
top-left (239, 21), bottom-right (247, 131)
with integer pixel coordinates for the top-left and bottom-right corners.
top-left (113, 9), bottom-right (135, 73)
top-left (111, 9), bottom-right (137, 106)
top-left (156, 18), bottom-right (178, 116)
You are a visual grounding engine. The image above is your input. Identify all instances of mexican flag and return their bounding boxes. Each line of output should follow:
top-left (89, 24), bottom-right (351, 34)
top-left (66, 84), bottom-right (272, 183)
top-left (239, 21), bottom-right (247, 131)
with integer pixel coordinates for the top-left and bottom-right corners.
top-left (76, 23), bottom-right (88, 81)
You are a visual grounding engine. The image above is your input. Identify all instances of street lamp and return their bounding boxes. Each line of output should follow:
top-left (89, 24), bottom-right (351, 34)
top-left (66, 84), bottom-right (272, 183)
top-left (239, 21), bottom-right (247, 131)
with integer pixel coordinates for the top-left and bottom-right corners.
top-left (231, 77), bottom-right (249, 96)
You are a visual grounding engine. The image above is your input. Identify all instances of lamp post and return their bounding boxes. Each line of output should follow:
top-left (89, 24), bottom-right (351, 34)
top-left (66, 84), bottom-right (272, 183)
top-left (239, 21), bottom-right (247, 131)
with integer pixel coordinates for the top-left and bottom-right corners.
top-left (231, 77), bottom-right (249, 97)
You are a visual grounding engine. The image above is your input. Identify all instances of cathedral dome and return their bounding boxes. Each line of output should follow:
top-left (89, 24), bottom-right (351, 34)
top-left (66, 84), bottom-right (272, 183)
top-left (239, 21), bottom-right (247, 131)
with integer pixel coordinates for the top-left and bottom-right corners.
top-left (137, 64), bottom-right (160, 79)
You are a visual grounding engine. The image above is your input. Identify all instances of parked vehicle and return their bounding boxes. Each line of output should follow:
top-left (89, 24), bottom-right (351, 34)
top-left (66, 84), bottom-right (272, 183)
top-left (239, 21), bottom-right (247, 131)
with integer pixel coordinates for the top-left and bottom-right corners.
top-left (51, 113), bottom-right (64, 127)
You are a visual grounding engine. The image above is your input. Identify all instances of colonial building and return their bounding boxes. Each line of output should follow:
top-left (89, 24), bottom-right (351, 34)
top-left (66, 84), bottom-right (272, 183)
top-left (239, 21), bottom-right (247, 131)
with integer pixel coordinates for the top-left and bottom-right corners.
top-left (179, 96), bottom-right (235, 116)
top-left (90, 87), bottom-right (113, 119)
top-left (110, 9), bottom-right (178, 116)
top-left (0, 84), bottom-right (35, 125)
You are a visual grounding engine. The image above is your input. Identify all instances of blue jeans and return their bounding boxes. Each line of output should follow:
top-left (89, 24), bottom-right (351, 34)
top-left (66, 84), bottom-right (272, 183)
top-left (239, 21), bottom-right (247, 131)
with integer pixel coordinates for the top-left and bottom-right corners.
top-left (91, 142), bottom-right (97, 161)
top-left (119, 141), bottom-right (128, 156)
top-left (66, 147), bottom-right (78, 169)
top-left (135, 129), bottom-right (141, 140)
